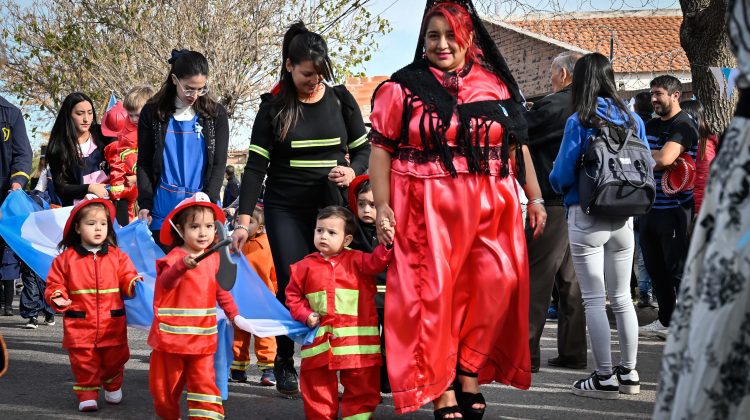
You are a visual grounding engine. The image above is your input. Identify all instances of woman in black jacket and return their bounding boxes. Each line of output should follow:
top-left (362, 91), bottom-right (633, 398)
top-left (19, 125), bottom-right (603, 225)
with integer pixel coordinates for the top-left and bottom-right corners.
top-left (137, 49), bottom-right (229, 248)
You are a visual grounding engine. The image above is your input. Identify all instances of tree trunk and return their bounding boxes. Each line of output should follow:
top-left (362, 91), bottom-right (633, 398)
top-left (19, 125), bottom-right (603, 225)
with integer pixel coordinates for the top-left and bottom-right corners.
top-left (680, 0), bottom-right (736, 135)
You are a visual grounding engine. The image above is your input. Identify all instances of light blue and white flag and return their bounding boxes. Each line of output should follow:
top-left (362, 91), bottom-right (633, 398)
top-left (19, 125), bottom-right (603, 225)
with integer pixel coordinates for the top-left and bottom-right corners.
top-left (106, 92), bottom-right (117, 112)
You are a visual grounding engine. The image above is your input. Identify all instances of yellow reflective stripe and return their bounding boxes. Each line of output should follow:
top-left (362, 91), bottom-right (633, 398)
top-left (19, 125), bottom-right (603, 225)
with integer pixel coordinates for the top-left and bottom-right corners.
top-left (231, 360), bottom-right (250, 368)
top-left (132, 163), bottom-right (138, 173)
top-left (334, 289), bottom-right (359, 316)
top-left (186, 392), bottom-right (223, 405)
top-left (157, 307), bottom-right (217, 316)
top-left (316, 325), bottom-right (333, 338)
top-left (103, 372), bottom-right (121, 384)
top-left (73, 386), bottom-right (100, 391)
top-left (305, 291), bottom-right (327, 315)
top-left (332, 345), bottom-right (381, 356)
top-left (70, 288), bottom-right (119, 295)
top-left (376, 285), bottom-right (386, 294)
top-left (289, 159), bottom-right (337, 168)
top-left (334, 326), bottom-right (379, 337)
top-left (11, 171), bottom-right (30, 180)
top-left (301, 341), bottom-right (331, 358)
top-left (343, 413), bottom-right (373, 420)
top-left (158, 322), bottom-right (217, 335)
top-left (127, 276), bottom-right (141, 297)
top-left (188, 408), bottom-right (224, 420)
top-left (248, 144), bottom-right (270, 159)
top-left (120, 149), bottom-right (136, 161)
top-left (110, 185), bottom-right (125, 193)
top-left (348, 134), bottom-right (367, 149)
top-left (291, 137), bottom-right (341, 148)
top-left (257, 362), bottom-right (274, 368)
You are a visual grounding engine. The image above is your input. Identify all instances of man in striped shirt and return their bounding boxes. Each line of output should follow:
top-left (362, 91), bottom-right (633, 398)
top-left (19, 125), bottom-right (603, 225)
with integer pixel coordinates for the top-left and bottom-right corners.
top-left (639, 75), bottom-right (698, 336)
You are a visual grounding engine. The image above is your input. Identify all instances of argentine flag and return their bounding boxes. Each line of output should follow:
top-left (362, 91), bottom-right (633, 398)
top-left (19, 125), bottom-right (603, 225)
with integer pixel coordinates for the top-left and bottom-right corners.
top-left (0, 190), bottom-right (315, 399)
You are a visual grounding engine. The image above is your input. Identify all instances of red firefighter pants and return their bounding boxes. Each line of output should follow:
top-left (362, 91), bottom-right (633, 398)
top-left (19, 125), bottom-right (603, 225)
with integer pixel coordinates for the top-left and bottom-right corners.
top-left (149, 350), bottom-right (224, 420)
top-left (231, 326), bottom-right (277, 371)
top-left (67, 344), bottom-right (130, 402)
top-left (300, 365), bottom-right (380, 420)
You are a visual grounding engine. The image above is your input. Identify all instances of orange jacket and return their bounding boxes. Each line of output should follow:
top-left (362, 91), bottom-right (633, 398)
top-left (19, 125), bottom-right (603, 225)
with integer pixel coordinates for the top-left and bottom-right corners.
top-left (148, 247), bottom-right (239, 355)
top-left (241, 233), bottom-right (277, 294)
top-left (286, 245), bottom-right (392, 371)
top-left (44, 245), bottom-right (141, 348)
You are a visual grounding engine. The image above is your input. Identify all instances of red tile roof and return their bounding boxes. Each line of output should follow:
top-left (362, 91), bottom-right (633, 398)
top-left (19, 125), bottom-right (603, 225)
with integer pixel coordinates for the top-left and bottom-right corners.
top-left (506, 10), bottom-right (689, 73)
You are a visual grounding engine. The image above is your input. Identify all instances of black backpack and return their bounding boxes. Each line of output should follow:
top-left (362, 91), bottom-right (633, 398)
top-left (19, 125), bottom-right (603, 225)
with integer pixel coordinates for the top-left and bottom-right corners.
top-left (578, 123), bottom-right (656, 217)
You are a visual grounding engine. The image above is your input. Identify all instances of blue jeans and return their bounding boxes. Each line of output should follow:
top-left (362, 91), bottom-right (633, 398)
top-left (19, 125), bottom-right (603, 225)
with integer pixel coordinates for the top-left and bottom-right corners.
top-left (633, 228), bottom-right (652, 298)
top-left (19, 262), bottom-right (53, 319)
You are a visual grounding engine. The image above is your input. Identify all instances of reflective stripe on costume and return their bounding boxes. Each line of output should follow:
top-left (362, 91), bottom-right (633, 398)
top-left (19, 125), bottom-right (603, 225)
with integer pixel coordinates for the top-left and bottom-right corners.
top-left (11, 171), bottom-right (30, 180)
top-left (291, 138), bottom-right (341, 148)
top-left (289, 159), bottom-right (337, 168)
top-left (158, 323), bottom-right (218, 335)
top-left (301, 341), bottom-right (331, 358)
top-left (334, 326), bottom-right (379, 337)
top-left (305, 291), bottom-right (327, 315)
top-left (332, 345), bottom-right (381, 356)
top-left (248, 144), bottom-right (270, 159)
top-left (73, 386), bottom-right (101, 391)
top-left (188, 408), bottom-right (225, 420)
top-left (334, 289), bottom-right (359, 315)
top-left (120, 149), bottom-right (136, 161)
top-left (231, 360), bottom-right (250, 369)
top-left (157, 307), bottom-right (217, 317)
top-left (186, 392), bottom-right (223, 405)
top-left (103, 372), bottom-right (121, 384)
top-left (348, 134), bottom-right (367, 149)
top-left (376, 285), bottom-right (386, 294)
top-left (342, 412), bottom-right (374, 420)
top-left (70, 288), bottom-right (120, 295)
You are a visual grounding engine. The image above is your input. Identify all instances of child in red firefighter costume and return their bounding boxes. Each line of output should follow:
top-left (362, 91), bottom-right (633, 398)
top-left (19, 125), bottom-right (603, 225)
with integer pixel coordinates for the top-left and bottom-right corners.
top-left (286, 205), bottom-right (393, 420)
top-left (44, 196), bottom-right (142, 412)
top-left (148, 192), bottom-right (253, 420)
top-left (101, 101), bottom-right (138, 225)
top-left (368, 1), bottom-right (545, 418)
top-left (230, 204), bottom-right (279, 385)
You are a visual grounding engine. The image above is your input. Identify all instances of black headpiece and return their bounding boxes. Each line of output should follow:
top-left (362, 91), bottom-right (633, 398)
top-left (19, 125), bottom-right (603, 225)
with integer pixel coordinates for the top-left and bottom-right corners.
top-left (415, 0), bottom-right (523, 103)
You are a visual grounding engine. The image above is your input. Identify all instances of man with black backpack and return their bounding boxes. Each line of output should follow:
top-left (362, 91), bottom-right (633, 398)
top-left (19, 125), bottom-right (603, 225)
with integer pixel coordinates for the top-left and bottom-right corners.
top-left (639, 76), bottom-right (698, 337)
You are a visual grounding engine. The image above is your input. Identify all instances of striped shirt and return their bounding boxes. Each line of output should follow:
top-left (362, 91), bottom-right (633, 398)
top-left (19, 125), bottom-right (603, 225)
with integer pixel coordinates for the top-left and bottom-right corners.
top-left (645, 111), bottom-right (698, 209)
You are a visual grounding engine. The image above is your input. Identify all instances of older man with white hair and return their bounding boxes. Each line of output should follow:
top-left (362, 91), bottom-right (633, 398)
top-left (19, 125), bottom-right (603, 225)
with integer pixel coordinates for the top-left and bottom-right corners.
top-left (525, 51), bottom-right (588, 373)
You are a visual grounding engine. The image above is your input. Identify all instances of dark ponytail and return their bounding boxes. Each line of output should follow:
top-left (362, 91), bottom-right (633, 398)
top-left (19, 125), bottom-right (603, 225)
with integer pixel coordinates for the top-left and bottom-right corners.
top-left (273, 21), bottom-right (335, 141)
top-left (152, 49), bottom-right (218, 121)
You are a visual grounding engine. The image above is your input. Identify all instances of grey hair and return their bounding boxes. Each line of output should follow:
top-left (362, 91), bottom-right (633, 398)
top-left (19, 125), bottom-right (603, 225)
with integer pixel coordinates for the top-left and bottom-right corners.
top-left (552, 51), bottom-right (583, 75)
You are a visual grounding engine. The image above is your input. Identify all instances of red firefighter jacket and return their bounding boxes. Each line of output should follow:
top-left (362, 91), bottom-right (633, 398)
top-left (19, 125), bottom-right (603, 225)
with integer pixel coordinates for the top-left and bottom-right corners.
top-left (148, 247), bottom-right (239, 355)
top-left (103, 124), bottom-right (138, 201)
top-left (286, 244), bottom-right (392, 371)
top-left (44, 244), bottom-right (141, 348)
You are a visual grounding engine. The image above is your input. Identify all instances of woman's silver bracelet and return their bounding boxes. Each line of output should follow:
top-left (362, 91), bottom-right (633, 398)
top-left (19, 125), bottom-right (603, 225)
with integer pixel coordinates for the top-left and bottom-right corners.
top-left (528, 198), bottom-right (545, 207)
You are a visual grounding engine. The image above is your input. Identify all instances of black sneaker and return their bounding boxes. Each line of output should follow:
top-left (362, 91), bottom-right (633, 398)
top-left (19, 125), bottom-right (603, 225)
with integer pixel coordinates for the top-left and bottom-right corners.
top-left (24, 317), bottom-right (38, 329)
top-left (44, 314), bottom-right (55, 326)
top-left (613, 366), bottom-right (640, 394)
top-left (274, 358), bottom-right (299, 395)
top-left (229, 369), bottom-right (247, 383)
top-left (572, 371), bottom-right (619, 399)
top-left (3, 308), bottom-right (13, 316)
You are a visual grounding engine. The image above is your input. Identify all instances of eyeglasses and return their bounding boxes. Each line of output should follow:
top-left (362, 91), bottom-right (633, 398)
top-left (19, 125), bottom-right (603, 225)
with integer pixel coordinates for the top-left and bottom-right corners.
top-left (173, 74), bottom-right (209, 97)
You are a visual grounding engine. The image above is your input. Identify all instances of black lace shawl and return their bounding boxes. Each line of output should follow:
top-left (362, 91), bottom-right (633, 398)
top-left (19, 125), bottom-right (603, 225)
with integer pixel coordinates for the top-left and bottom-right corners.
top-left (372, 59), bottom-right (528, 183)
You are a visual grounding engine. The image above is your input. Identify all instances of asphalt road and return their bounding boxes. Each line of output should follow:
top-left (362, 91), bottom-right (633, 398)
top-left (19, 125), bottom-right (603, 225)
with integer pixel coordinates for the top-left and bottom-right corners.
top-left (0, 299), bottom-right (665, 419)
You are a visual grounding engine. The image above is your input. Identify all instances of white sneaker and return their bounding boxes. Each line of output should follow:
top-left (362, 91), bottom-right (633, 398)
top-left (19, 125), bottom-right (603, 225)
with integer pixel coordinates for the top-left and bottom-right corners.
top-left (614, 366), bottom-right (640, 394)
top-left (78, 400), bottom-right (98, 412)
top-left (639, 320), bottom-right (668, 339)
top-left (104, 388), bottom-right (122, 404)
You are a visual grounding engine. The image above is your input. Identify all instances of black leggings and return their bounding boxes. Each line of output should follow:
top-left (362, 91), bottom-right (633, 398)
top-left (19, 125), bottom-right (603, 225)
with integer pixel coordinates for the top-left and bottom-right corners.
top-left (264, 203), bottom-right (318, 359)
top-left (0, 280), bottom-right (13, 310)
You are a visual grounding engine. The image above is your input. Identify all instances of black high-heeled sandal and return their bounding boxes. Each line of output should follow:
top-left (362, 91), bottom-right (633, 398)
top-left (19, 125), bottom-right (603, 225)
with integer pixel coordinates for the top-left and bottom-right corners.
top-left (454, 369), bottom-right (486, 420)
top-left (434, 385), bottom-right (462, 420)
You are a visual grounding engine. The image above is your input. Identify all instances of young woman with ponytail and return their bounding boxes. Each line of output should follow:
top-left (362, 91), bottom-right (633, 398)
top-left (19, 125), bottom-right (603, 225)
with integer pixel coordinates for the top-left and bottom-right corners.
top-left (231, 21), bottom-right (370, 396)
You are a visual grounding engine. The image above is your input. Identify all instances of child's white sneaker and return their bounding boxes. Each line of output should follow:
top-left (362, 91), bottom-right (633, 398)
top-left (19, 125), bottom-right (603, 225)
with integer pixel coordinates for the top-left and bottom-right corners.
top-left (78, 400), bottom-right (98, 412)
top-left (104, 388), bottom-right (123, 404)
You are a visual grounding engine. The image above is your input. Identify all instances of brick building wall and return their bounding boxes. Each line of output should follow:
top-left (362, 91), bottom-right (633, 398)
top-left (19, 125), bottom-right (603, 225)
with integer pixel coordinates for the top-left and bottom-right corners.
top-left (484, 20), bottom-right (575, 99)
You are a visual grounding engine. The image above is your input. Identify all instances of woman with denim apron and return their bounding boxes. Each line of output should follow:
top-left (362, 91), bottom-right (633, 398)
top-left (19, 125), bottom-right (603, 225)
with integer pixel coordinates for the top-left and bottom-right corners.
top-left (137, 49), bottom-right (229, 250)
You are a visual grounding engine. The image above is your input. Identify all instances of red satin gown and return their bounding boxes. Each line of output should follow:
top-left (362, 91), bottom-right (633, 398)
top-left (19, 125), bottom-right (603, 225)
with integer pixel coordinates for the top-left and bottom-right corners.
top-left (370, 63), bottom-right (531, 414)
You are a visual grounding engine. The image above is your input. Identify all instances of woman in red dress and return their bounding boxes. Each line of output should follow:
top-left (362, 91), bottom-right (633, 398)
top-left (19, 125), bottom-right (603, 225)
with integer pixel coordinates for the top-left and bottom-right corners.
top-left (368, 1), bottom-right (545, 418)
